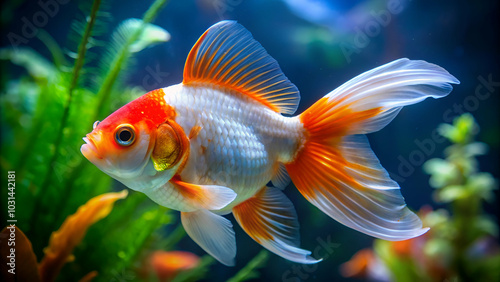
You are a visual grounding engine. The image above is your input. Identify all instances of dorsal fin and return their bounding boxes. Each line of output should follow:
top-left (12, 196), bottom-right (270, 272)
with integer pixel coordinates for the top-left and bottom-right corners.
top-left (183, 21), bottom-right (300, 115)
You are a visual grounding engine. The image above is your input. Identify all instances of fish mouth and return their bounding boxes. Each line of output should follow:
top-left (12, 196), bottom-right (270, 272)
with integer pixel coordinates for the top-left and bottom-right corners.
top-left (81, 135), bottom-right (103, 160)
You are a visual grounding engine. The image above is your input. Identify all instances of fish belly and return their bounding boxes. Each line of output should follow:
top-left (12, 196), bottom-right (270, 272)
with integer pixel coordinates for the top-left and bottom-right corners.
top-left (162, 83), bottom-right (304, 210)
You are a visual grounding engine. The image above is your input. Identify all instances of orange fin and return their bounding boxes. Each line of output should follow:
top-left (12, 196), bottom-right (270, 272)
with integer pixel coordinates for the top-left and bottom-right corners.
top-left (181, 209), bottom-right (236, 266)
top-left (286, 59), bottom-right (459, 240)
top-left (287, 135), bottom-right (428, 240)
top-left (183, 21), bottom-right (300, 115)
top-left (232, 187), bottom-right (321, 264)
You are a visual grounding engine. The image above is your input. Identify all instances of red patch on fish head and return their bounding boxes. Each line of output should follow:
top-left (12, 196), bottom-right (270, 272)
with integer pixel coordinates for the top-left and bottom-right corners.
top-left (82, 89), bottom-right (177, 173)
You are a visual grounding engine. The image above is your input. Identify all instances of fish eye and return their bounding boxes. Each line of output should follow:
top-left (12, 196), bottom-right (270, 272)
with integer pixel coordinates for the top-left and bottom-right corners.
top-left (93, 120), bottom-right (100, 129)
top-left (114, 125), bottom-right (135, 146)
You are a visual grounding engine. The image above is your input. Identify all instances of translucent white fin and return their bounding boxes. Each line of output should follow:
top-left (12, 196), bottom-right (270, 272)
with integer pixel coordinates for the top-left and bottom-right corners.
top-left (271, 163), bottom-right (291, 189)
top-left (181, 209), bottom-right (236, 266)
top-left (322, 58), bottom-right (459, 134)
top-left (233, 187), bottom-right (321, 264)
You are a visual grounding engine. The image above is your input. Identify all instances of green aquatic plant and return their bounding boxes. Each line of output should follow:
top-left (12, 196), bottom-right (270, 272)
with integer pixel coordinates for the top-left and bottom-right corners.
top-left (422, 113), bottom-right (499, 281)
top-left (340, 113), bottom-right (499, 281)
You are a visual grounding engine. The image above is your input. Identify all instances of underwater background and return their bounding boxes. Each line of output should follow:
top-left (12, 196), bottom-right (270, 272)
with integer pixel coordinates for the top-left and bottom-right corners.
top-left (0, 0), bottom-right (498, 281)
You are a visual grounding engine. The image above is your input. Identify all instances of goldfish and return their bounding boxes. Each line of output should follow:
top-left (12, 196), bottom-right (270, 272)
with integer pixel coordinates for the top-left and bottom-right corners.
top-left (81, 21), bottom-right (459, 266)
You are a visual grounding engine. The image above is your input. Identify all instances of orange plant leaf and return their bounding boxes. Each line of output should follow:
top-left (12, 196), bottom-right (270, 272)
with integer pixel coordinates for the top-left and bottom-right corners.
top-left (38, 190), bottom-right (128, 282)
top-left (148, 251), bottom-right (200, 282)
top-left (340, 248), bottom-right (375, 279)
top-left (0, 226), bottom-right (41, 282)
top-left (78, 270), bottom-right (98, 282)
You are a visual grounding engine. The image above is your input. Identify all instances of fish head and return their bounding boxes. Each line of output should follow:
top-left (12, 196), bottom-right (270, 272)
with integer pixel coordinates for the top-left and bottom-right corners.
top-left (81, 89), bottom-right (186, 189)
top-left (81, 114), bottom-right (156, 179)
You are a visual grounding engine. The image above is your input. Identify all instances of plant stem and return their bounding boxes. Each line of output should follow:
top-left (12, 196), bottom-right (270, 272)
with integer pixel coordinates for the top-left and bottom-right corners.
top-left (37, 29), bottom-right (67, 70)
top-left (450, 144), bottom-right (478, 281)
top-left (227, 250), bottom-right (269, 282)
top-left (161, 224), bottom-right (186, 250)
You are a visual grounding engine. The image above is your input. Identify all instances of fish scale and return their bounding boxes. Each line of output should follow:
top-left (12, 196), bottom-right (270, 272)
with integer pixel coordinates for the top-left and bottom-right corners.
top-left (162, 83), bottom-right (304, 209)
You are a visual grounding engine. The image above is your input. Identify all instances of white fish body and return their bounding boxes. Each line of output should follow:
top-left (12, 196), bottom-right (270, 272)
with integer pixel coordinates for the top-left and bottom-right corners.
top-left (163, 83), bottom-right (303, 211)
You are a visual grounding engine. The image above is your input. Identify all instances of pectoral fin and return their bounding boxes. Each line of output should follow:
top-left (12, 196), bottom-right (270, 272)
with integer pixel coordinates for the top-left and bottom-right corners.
top-left (181, 209), bottom-right (236, 266)
top-left (143, 179), bottom-right (236, 212)
top-left (171, 179), bottom-right (237, 211)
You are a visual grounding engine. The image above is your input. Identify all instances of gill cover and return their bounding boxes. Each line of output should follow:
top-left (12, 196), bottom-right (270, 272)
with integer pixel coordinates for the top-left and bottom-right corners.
top-left (151, 120), bottom-right (188, 171)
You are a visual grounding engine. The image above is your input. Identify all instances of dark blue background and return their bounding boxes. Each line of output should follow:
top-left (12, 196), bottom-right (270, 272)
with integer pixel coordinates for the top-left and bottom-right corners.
top-left (2, 0), bottom-right (498, 281)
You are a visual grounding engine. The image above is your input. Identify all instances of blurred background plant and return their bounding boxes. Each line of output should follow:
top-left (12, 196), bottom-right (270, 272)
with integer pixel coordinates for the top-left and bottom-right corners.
top-left (341, 113), bottom-right (500, 281)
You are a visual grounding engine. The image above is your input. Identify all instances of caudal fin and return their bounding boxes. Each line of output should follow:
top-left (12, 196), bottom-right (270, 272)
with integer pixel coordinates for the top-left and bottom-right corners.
top-left (286, 59), bottom-right (459, 241)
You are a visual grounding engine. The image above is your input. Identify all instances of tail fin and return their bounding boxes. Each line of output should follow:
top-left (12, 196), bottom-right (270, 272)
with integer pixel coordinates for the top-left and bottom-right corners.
top-left (286, 59), bottom-right (459, 241)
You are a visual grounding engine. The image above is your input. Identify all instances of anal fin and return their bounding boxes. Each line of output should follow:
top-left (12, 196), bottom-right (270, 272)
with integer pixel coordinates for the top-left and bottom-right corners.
top-left (232, 187), bottom-right (321, 264)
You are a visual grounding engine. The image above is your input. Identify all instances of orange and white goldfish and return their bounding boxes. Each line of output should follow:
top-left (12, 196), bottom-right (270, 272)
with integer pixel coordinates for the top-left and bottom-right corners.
top-left (81, 21), bottom-right (459, 266)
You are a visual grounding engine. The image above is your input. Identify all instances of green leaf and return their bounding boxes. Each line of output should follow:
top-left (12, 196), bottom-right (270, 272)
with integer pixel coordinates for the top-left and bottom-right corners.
top-left (437, 185), bottom-right (468, 202)
top-left (438, 113), bottom-right (479, 144)
top-left (423, 158), bottom-right (459, 188)
top-left (36, 29), bottom-right (68, 70)
top-left (437, 123), bottom-right (458, 142)
top-left (0, 47), bottom-right (56, 81)
top-left (124, 18), bottom-right (171, 53)
top-left (424, 238), bottom-right (453, 261)
top-left (464, 142), bottom-right (488, 157)
top-left (474, 217), bottom-right (498, 237)
top-left (467, 173), bottom-right (498, 201)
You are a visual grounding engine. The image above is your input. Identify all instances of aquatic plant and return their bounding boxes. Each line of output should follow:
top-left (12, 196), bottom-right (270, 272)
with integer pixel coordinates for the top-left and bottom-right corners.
top-left (340, 113), bottom-right (499, 281)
